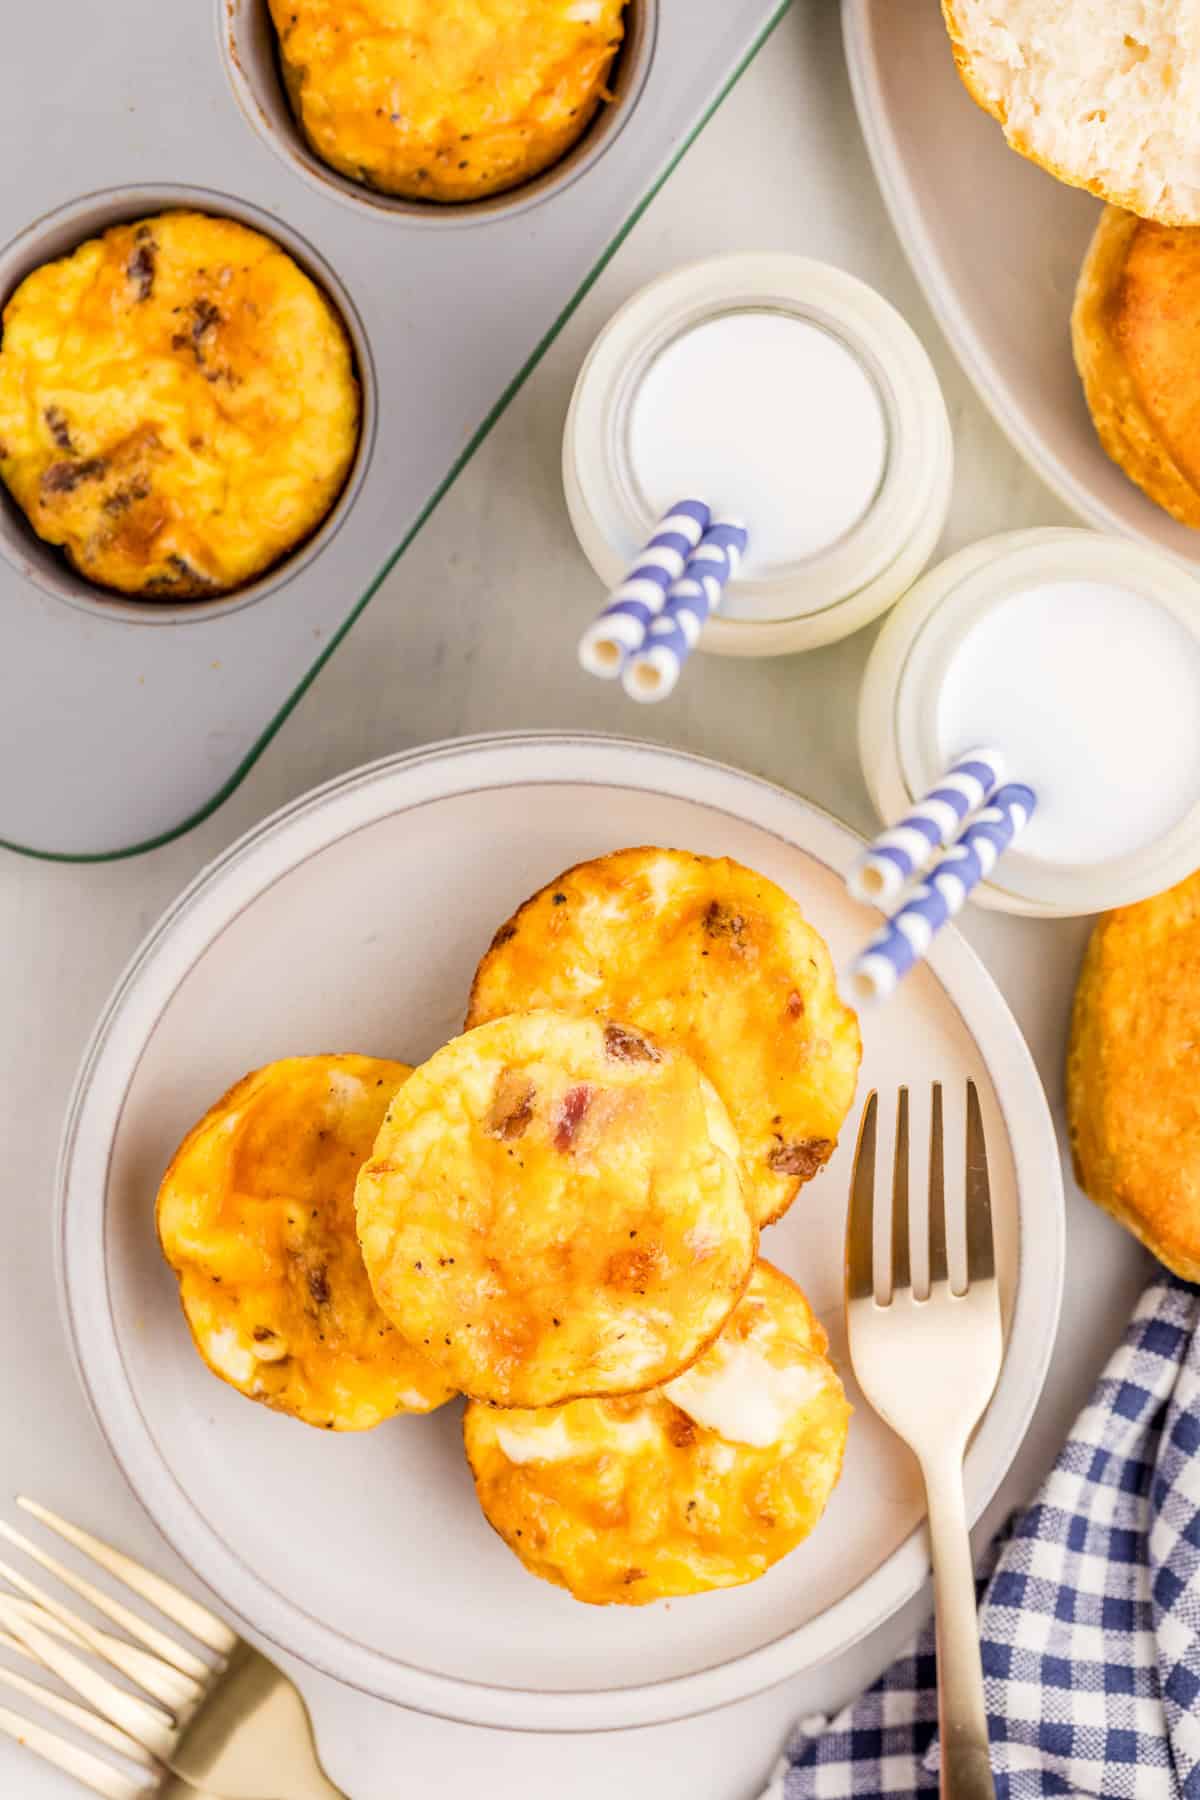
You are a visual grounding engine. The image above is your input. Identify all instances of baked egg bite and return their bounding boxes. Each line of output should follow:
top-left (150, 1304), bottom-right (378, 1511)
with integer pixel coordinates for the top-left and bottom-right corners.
top-left (467, 848), bottom-right (862, 1226)
top-left (0, 211), bottom-right (360, 600)
top-left (157, 1055), bottom-right (454, 1431)
top-left (355, 1011), bottom-right (756, 1408)
top-left (464, 1260), bottom-right (850, 1605)
top-left (269, 0), bottom-right (627, 204)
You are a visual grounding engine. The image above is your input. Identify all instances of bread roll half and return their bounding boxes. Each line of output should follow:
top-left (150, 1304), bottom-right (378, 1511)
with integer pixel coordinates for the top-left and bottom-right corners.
top-left (942, 0), bottom-right (1200, 225)
top-left (1073, 206), bottom-right (1200, 529)
top-left (1068, 871), bottom-right (1200, 1284)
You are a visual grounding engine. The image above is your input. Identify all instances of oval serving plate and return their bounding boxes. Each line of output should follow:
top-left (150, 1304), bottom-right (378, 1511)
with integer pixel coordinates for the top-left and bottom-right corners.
top-left (57, 732), bottom-right (1063, 1731)
top-left (842, 0), bottom-right (1200, 572)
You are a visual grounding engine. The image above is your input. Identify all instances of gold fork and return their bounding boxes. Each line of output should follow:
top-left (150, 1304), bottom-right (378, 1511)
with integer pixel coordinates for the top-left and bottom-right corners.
top-left (0, 1498), bottom-right (345, 1798)
top-left (845, 1082), bottom-right (1001, 1800)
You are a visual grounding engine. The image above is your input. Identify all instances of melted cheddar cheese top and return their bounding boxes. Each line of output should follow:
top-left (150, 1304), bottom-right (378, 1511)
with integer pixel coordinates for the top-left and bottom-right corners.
top-left (270, 0), bottom-right (626, 202)
top-left (0, 212), bottom-right (359, 598)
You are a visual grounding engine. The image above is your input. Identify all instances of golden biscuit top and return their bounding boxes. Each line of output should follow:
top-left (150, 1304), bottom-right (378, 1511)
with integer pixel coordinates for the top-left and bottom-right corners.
top-left (0, 211), bottom-right (359, 597)
top-left (1068, 870), bottom-right (1200, 1281)
top-left (1106, 218), bottom-right (1200, 494)
top-left (355, 1011), bottom-right (757, 1407)
top-left (467, 847), bottom-right (861, 1225)
top-left (271, 0), bottom-right (626, 202)
top-left (464, 1261), bottom-right (851, 1604)
top-left (157, 1055), bottom-right (454, 1431)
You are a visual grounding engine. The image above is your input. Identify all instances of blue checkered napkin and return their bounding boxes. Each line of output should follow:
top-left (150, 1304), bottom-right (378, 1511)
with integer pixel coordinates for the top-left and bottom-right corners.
top-left (761, 1274), bottom-right (1200, 1800)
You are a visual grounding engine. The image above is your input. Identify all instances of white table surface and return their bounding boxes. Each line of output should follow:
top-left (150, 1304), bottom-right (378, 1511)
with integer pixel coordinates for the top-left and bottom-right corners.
top-left (0, 4), bottom-right (1154, 1795)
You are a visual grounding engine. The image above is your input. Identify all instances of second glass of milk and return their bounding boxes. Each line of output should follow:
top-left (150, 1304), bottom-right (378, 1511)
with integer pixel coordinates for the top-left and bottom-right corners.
top-left (860, 528), bottom-right (1200, 916)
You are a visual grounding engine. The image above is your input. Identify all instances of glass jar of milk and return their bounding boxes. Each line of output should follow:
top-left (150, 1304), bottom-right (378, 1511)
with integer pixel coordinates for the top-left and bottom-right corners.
top-left (564, 254), bottom-right (953, 655)
top-left (859, 528), bottom-right (1200, 916)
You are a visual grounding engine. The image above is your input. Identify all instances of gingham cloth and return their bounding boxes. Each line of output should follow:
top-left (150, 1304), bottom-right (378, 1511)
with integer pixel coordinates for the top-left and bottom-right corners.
top-left (762, 1274), bottom-right (1200, 1800)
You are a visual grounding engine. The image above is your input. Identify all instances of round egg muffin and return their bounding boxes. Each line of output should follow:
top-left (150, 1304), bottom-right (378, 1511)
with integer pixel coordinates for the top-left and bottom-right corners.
top-left (467, 848), bottom-right (862, 1226)
top-left (157, 1055), bottom-right (454, 1431)
top-left (1068, 870), bottom-right (1200, 1281)
top-left (464, 1260), bottom-right (850, 1604)
top-left (0, 211), bottom-right (359, 599)
top-left (268, 0), bottom-right (627, 203)
top-left (355, 1011), bottom-right (756, 1408)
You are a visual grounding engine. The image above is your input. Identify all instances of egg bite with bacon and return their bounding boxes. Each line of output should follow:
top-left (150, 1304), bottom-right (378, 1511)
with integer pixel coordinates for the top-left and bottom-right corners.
top-left (464, 1260), bottom-right (850, 1604)
top-left (157, 1055), bottom-right (454, 1431)
top-left (467, 848), bottom-right (861, 1226)
top-left (0, 211), bottom-right (359, 600)
top-left (355, 1011), bottom-right (756, 1408)
top-left (269, 0), bottom-right (628, 204)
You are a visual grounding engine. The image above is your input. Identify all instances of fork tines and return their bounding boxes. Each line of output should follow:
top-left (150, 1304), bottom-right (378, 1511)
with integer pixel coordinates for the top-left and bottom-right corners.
top-left (847, 1079), bottom-right (995, 1304)
top-left (0, 1496), bottom-right (237, 1798)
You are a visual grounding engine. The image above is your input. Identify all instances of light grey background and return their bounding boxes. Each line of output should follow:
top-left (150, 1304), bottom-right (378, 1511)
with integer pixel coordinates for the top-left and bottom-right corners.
top-left (0, 5), bottom-right (1150, 1795)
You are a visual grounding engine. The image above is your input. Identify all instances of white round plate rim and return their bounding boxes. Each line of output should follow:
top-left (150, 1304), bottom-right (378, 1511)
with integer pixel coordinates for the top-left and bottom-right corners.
top-left (840, 1), bottom-right (1165, 554)
top-left (56, 730), bottom-right (1064, 1732)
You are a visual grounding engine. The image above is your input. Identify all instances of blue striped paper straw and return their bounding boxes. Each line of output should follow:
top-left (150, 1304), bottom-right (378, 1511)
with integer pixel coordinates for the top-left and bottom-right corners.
top-left (578, 501), bottom-right (711, 679)
top-left (847, 748), bottom-right (1008, 908)
top-left (621, 518), bottom-right (748, 702)
top-left (848, 783), bottom-right (1037, 1001)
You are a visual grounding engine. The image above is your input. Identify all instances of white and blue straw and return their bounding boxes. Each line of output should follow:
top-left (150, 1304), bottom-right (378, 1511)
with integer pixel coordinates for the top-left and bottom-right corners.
top-left (848, 749), bottom-right (1008, 907)
top-left (849, 782), bottom-right (1037, 1002)
top-left (578, 501), bottom-right (711, 678)
top-left (622, 518), bottom-right (748, 703)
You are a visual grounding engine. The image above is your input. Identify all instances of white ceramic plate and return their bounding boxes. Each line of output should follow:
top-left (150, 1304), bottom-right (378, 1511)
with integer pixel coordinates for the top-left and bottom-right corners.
top-left (843, 0), bottom-right (1200, 571)
top-left (57, 733), bottom-right (1063, 1731)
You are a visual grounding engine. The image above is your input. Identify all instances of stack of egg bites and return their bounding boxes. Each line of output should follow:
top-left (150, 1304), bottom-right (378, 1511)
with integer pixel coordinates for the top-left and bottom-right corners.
top-left (0, 2), bottom-right (628, 601)
top-left (158, 848), bottom-right (862, 1606)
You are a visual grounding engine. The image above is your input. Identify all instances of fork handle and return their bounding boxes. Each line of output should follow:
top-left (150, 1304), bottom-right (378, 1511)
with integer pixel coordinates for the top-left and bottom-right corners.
top-left (921, 1453), bottom-right (996, 1800)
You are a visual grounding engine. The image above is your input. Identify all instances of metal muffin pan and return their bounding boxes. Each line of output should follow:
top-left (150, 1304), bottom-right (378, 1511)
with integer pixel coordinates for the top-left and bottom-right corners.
top-left (0, 0), bottom-right (788, 859)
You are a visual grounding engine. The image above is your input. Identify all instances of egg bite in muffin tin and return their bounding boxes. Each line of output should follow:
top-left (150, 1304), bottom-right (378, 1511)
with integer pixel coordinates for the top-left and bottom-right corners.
top-left (1, 0), bottom-right (788, 858)
top-left (0, 211), bottom-right (360, 601)
top-left (228, 0), bottom-right (653, 219)
top-left (464, 1260), bottom-right (851, 1604)
top-left (267, 0), bottom-right (630, 206)
top-left (157, 1054), bottom-right (455, 1431)
top-left (467, 847), bottom-right (862, 1225)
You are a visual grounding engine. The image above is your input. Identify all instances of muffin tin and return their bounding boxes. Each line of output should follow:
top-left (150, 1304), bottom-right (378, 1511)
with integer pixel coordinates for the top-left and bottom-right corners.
top-left (0, 0), bottom-right (787, 859)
